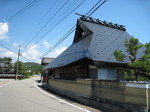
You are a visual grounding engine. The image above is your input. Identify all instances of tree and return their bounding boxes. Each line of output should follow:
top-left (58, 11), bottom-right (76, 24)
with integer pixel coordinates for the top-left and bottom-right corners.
top-left (140, 43), bottom-right (150, 73)
top-left (24, 62), bottom-right (43, 75)
top-left (14, 61), bottom-right (25, 75)
top-left (114, 37), bottom-right (150, 81)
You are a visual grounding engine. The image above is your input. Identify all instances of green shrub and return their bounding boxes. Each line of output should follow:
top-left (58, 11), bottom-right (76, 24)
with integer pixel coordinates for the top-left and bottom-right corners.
top-left (124, 74), bottom-right (149, 81)
top-left (23, 72), bottom-right (30, 79)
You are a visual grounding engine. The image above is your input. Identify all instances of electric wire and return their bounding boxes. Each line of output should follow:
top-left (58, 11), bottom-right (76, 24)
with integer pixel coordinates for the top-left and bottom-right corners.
top-left (41, 0), bottom-right (107, 57)
top-left (87, 0), bottom-right (106, 17)
top-left (21, 0), bottom-right (85, 55)
top-left (42, 25), bottom-right (76, 57)
top-left (42, 0), bottom-right (106, 57)
top-left (85, 0), bottom-right (102, 15)
top-left (32, 0), bottom-right (85, 45)
top-left (0, 41), bottom-right (18, 52)
top-left (6, 0), bottom-right (40, 22)
top-left (22, 0), bottom-right (81, 52)
top-left (22, 0), bottom-right (61, 48)
top-left (47, 22), bottom-right (76, 42)
top-left (22, 0), bottom-right (58, 45)
top-left (0, 43), bottom-right (31, 61)
top-left (21, 0), bottom-right (71, 54)
top-left (0, 43), bottom-right (17, 54)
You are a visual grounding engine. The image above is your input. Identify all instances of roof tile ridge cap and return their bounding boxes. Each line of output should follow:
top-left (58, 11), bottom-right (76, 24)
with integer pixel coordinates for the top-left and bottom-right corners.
top-left (80, 16), bottom-right (126, 31)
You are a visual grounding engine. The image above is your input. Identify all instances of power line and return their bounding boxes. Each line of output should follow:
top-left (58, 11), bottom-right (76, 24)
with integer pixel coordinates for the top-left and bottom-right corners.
top-left (21, 0), bottom-right (71, 54)
top-left (47, 22), bottom-right (76, 42)
top-left (87, 0), bottom-right (107, 17)
top-left (6, 0), bottom-right (40, 22)
top-left (21, 0), bottom-right (86, 55)
top-left (22, 0), bottom-right (58, 45)
top-left (0, 41), bottom-right (18, 52)
top-left (42, 25), bottom-right (76, 57)
top-left (85, 0), bottom-right (103, 16)
top-left (21, 0), bottom-right (60, 48)
top-left (41, 0), bottom-right (107, 57)
top-left (0, 43), bottom-right (30, 61)
top-left (0, 43), bottom-right (17, 54)
top-left (32, 0), bottom-right (85, 45)
top-left (34, 22), bottom-right (75, 46)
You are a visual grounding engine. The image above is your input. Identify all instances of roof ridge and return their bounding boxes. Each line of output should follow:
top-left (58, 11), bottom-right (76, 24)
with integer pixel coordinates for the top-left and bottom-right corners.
top-left (79, 15), bottom-right (126, 31)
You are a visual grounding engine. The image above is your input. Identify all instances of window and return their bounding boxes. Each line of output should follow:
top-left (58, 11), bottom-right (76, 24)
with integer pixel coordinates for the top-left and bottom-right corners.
top-left (107, 68), bottom-right (116, 80)
top-left (98, 68), bottom-right (117, 80)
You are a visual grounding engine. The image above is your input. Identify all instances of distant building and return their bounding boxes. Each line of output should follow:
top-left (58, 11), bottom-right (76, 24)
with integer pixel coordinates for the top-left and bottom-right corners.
top-left (41, 57), bottom-right (54, 82)
top-left (27, 70), bottom-right (32, 73)
top-left (0, 62), bottom-right (12, 74)
top-left (41, 58), bottom-right (54, 66)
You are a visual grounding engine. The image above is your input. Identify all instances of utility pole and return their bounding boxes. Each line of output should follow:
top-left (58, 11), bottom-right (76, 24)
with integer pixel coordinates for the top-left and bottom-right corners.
top-left (16, 45), bottom-right (21, 80)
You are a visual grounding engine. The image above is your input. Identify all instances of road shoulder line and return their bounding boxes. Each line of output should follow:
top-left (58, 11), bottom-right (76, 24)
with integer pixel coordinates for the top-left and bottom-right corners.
top-left (34, 82), bottom-right (91, 112)
top-left (0, 80), bottom-right (16, 88)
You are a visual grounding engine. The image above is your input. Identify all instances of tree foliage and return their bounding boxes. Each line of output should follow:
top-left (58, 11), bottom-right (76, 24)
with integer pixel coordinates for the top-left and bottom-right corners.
top-left (114, 37), bottom-right (150, 80)
top-left (14, 61), bottom-right (25, 75)
top-left (13, 61), bottom-right (43, 78)
top-left (124, 37), bottom-right (143, 63)
top-left (114, 50), bottom-right (124, 61)
top-left (0, 57), bottom-right (12, 74)
top-left (24, 62), bottom-right (43, 75)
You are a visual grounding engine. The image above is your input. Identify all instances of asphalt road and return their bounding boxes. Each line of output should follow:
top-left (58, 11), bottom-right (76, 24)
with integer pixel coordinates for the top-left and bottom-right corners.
top-left (0, 79), bottom-right (15, 86)
top-left (0, 77), bottom-right (101, 112)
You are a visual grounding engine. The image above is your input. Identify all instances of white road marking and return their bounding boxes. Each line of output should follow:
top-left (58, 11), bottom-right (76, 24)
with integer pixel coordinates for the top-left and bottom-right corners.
top-left (0, 80), bottom-right (15, 88)
top-left (34, 82), bottom-right (91, 112)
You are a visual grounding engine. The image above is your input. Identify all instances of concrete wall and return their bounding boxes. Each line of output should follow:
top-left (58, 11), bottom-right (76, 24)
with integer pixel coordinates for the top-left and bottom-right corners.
top-left (48, 79), bottom-right (150, 111)
top-left (0, 74), bottom-right (23, 79)
top-left (93, 80), bottom-right (126, 103)
top-left (125, 82), bottom-right (150, 109)
top-left (48, 79), bottom-right (92, 97)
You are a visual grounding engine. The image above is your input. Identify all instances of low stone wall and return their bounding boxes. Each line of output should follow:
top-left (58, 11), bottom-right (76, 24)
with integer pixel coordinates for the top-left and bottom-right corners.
top-left (125, 82), bottom-right (150, 110)
top-left (48, 79), bottom-right (92, 98)
top-left (93, 80), bottom-right (150, 111)
top-left (48, 79), bottom-right (150, 112)
top-left (93, 80), bottom-right (126, 103)
top-left (0, 74), bottom-right (23, 79)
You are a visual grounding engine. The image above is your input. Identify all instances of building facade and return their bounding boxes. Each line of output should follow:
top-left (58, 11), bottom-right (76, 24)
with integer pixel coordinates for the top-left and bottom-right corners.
top-left (43, 17), bottom-right (149, 112)
top-left (44, 16), bottom-right (144, 81)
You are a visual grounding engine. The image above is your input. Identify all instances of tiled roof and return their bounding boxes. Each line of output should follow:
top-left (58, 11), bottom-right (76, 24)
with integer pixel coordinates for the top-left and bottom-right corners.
top-left (41, 58), bottom-right (54, 65)
top-left (80, 16), bottom-right (126, 31)
top-left (44, 18), bottom-right (145, 69)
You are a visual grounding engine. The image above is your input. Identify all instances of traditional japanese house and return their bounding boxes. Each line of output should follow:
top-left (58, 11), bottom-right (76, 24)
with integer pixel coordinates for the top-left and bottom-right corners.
top-left (44, 16), bottom-right (144, 81)
top-left (43, 16), bottom-right (149, 112)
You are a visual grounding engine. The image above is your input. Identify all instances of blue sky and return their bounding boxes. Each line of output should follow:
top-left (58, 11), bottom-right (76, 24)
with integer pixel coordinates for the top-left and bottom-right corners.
top-left (0, 0), bottom-right (149, 63)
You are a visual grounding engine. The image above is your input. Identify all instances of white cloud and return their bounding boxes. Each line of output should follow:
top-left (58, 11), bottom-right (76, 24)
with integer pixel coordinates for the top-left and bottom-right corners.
top-left (0, 44), bottom-right (67, 63)
top-left (13, 43), bottom-right (18, 47)
top-left (13, 42), bottom-right (24, 50)
top-left (37, 59), bottom-right (41, 64)
top-left (0, 22), bottom-right (9, 40)
top-left (0, 43), bottom-right (43, 63)
top-left (42, 40), bottom-right (49, 48)
top-left (48, 47), bottom-right (67, 58)
top-left (0, 47), bottom-right (6, 52)
top-left (1, 51), bottom-right (17, 58)
top-left (21, 44), bottom-right (42, 60)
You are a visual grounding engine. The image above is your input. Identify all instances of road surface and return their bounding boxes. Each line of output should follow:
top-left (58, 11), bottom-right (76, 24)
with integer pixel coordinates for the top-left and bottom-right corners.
top-left (0, 79), bottom-right (15, 86)
top-left (0, 77), bottom-right (101, 112)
